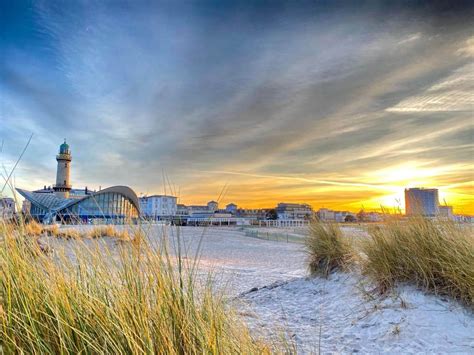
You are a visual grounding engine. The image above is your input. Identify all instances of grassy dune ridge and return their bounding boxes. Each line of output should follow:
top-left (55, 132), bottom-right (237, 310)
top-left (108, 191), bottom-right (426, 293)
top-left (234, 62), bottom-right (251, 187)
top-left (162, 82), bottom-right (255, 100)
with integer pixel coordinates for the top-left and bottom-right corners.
top-left (19, 220), bottom-right (141, 240)
top-left (363, 217), bottom-right (474, 306)
top-left (0, 221), bottom-right (273, 354)
top-left (306, 218), bottom-right (474, 307)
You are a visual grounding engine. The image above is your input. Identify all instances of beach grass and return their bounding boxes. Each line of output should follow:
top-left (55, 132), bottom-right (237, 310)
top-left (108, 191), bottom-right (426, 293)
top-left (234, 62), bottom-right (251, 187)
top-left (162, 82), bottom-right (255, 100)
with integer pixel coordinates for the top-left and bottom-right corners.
top-left (362, 217), bottom-right (474, 307)
top-left (305, 216), bottom-right (474, 308)
top-left (87, 225), bottom-right (131, 240)
top-left (24, 219), bottom-right (43, 236)
top-left (305, 220), bottom-right (353, 277)
top-left (0, 220), bottom-right (274, 354)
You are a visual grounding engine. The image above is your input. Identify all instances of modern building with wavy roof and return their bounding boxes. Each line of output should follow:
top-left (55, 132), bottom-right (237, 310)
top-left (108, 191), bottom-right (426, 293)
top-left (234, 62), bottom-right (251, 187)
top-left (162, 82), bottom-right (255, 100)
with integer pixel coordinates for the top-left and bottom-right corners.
top-left (17, 141), bottom-right (140, 224)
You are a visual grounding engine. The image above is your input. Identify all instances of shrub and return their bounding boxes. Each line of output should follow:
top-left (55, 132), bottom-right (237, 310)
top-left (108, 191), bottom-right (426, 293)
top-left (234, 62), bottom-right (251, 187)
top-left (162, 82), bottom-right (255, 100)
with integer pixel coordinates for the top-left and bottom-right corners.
top-left (305, 220), bottom-right (352, 277)
top-left (88, 225), bottom-right (118, 238)
top-left (45, 224), bottom-right (59, 236)
top-left (362, 217), bottom-right (474, 307)
top-left (56, 228), bottom-right (82, 240)
top-left (88, 225), bottom-right (106, 238)
top-left (0, 223), bottom-right (273, 353)
top-left (24, 220), bottom-right (43, 236)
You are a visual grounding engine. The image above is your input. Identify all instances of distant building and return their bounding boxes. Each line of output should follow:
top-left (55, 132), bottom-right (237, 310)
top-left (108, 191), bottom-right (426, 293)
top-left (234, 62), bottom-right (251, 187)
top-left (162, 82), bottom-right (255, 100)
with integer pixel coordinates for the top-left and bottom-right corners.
top-left (189, 211), bottom-right (214, 219)
top-left (405, 188), bottom-right (439, 217)
top-left (0, 197), bottom-right (15, 220)
top-left (366, 212), bottom-right (383, 222)
top-left (187, 205), bottom-right (210, 214)
top-left (185, 201), bottom-right (219, 215)
top-left (236, 208), bottom-right (269, 220)
top-left (207, 200), bottom-right (218, 212)
top-left (276, 203), bottom-right (313, 220)
top-left (176, 204), bottom-right (189, 216)
top-left (317, 208), bottom-right (357, 222)
top-left (454, 214), bottom-right (474, 223)
top-left (438, 205), bottom-right (454, 219)
top-left (139, 195), bottom-right (177, 220)
top-left (339, 211), bottom-right (358, 222)
top-left (317, 208), bottom-right (335, 221)
top-left (225, 203), bottom-right (238, 214)
top-left (17, 141), bottom-right (140, 224)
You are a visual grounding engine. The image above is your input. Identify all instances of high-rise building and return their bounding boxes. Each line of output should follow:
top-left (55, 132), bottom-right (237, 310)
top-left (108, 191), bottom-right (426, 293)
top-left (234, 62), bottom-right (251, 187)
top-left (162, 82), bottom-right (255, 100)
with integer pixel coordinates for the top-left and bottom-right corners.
top-left (404, 188), bottom-right (439, 216)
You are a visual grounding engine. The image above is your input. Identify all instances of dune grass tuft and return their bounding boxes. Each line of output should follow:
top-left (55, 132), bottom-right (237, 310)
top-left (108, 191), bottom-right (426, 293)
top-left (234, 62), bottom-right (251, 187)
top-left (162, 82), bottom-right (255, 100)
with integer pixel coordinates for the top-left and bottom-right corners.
top-left (56, 228), bottom-right (83, 240)
top-left (88, 225), bottom-right (115, 238)
top-left (0, 221), bottom-right (274, 353)
top-left (25, 220), bottom-right (43, 236)
top-left (362, 217), bottom-right (474, 307)
top-left (305, 220), bottom-right (353, 277)
top-left (45, 223), bottom-right (60, 236)
top-left (87, 225), bottom-right (133, 240)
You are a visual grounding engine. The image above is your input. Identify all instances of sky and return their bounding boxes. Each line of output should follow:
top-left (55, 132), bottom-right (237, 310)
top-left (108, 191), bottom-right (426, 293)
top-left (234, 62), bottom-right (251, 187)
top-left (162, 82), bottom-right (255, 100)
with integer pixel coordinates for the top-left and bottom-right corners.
top-left (1, 1), bottom-right (473, 213)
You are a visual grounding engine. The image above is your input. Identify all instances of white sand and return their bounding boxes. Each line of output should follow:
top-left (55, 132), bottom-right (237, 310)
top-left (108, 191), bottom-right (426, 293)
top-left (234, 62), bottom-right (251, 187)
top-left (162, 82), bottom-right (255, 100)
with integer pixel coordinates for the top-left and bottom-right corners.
top-left (41, 225), bottom-right (474, 353)
top-left (240, 274), bottom-right (474, 353)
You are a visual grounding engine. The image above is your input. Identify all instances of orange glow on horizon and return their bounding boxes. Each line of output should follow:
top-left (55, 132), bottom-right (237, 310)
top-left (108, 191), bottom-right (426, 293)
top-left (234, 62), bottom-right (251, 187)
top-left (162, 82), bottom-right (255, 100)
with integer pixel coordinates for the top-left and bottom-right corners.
top-left (166, 162), bottom-right (474, 215)
top-left (8, 160), bottom-right (473, 215)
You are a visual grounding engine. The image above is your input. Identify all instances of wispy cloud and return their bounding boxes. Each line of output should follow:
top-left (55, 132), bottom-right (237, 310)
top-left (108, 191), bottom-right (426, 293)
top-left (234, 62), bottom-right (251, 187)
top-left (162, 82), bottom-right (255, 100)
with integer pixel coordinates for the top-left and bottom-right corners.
top-left (1, 1), bottom-right (473, 213)
top-left (386, 63), bottom-right (474, 112)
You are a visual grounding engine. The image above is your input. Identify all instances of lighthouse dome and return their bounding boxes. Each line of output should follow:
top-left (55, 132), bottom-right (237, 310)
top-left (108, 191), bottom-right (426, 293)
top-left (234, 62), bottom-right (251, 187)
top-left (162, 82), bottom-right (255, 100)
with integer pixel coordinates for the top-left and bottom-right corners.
top-left (59, 140), bottom-right (70, 154)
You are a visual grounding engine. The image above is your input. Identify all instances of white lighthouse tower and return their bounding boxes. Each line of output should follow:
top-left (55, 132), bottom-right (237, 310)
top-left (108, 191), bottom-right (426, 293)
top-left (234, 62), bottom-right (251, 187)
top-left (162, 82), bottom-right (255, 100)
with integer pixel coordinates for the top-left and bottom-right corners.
top-left (53, 139), bottom-right (72, 198)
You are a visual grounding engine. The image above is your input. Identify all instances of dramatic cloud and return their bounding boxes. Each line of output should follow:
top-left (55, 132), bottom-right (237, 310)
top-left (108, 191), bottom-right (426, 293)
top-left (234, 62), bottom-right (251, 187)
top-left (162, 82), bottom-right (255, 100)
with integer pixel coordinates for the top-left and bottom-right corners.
top-left (1, 1), bottom-right (473, 213)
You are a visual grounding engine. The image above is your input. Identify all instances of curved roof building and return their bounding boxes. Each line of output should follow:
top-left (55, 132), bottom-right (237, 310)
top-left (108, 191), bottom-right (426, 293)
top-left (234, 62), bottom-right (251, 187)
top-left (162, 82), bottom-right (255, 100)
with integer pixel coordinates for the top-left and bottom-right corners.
top-left (17, 142), bottom-right (140, 224)
top-left (17, 186), bottom-right (139, 223)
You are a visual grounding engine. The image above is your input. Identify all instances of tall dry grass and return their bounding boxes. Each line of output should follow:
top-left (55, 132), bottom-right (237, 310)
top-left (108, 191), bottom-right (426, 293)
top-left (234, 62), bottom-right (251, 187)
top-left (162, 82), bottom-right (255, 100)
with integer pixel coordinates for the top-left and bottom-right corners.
top-left (305, 220), bottom-right (352, 277)
top-left (363, 217), bottom-right (474, 307)
top-left (88, 225), bottom-right (131, 239)
top-left (19, 222), bottom-right (138, 241)
top-left (24, 219), bottom-right (43, 236)
top-left (0, 221), bottom-right (274, 353)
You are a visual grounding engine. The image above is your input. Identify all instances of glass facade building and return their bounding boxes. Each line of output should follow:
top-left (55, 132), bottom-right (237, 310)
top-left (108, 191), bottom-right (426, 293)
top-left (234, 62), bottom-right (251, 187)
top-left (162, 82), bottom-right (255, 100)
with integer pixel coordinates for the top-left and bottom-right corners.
top-left (64, 191), bottom-right (139, 222)
top-left (18, 186), bottom-right (140, 224)
top-left (404, 188), bottom-right (439, 217)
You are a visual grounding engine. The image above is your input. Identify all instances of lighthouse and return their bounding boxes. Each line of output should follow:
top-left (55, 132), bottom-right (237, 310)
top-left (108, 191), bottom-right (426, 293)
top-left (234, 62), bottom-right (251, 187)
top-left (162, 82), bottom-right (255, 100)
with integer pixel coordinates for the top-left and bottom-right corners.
top-left (53, 139), bottom-right (72, 198)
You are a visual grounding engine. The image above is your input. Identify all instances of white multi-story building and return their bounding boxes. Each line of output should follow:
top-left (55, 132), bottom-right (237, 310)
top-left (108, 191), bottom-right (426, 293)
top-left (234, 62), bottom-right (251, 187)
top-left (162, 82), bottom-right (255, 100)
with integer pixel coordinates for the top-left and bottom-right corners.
top-left (186, 201), bottom-right (219, 215)
top-left (139, 195), bottom-right (177, 219)
top-left (276, 203), bottom-right (313, 220)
